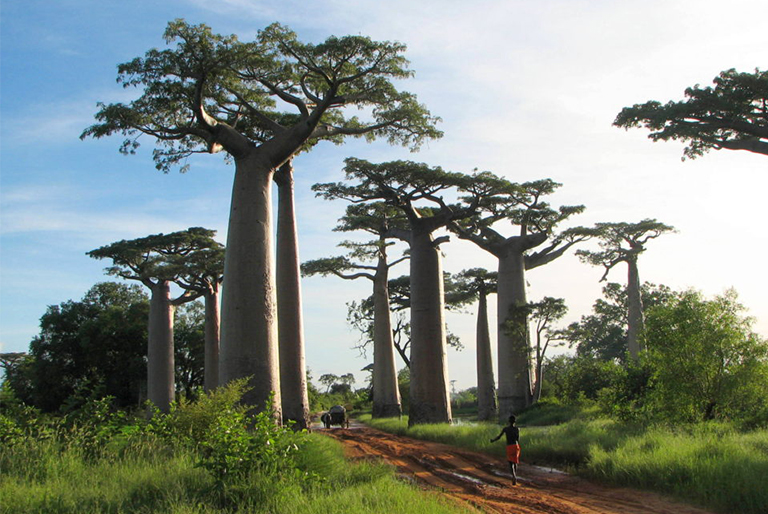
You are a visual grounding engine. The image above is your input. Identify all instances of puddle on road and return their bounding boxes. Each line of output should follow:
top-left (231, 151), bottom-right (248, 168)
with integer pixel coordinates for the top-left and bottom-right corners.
top-left (448, 471), bottom-right (487, 486)
top-left (530, 465), bottom-right (567, 475)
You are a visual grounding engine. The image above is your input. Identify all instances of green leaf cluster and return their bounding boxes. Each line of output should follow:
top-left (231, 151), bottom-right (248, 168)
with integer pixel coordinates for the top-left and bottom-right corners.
top-left (615, 67), bottom-right (768, 159)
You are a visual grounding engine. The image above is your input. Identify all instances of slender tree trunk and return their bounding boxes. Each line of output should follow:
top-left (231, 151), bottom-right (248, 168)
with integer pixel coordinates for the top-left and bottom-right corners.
top-left (533, 341), bottom-right (544, 403)
top-left (203, 285), bottom-right (220, 392)
top-left (408, 228), bottom-right (452, 426)
top-left (275, 160), bottom-right (310, 429)
top-left (219, 153), bottom-right (282, 420)
top-left (147, 280), bottom-right (175, 413)
top-left (626, 257), bottom-right (644, 358)
top-left (475, 289), bottom-right (498, 421)
top-left (496, 248), bottom-right (532, 421)
top-left (372, 252), bottom-right (402, 418)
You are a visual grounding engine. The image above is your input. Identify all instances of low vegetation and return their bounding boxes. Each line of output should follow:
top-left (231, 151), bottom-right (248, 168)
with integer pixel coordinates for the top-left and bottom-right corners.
top-left (0, 382), bottom-right (470, 514)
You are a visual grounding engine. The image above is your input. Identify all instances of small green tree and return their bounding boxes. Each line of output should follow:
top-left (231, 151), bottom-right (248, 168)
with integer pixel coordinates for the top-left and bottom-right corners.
top-left (318, 374), bottom-right (339, 393)
top-left (526, 297), bottom-right (568, 403)
top-left (615, 68), bottom-right (768, 159)
top-left (644, 289), bottom-right (768, 424)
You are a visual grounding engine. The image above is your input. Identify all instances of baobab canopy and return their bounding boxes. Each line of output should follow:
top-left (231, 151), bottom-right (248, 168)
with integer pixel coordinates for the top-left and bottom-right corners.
top-left (80, 19), bottom-right (443, 173)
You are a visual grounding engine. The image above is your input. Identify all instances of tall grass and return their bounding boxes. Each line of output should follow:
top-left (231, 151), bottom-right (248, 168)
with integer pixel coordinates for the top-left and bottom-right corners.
top-left (585, 424), bottom-right (768, 514)
top-left (362, 411), bottom-right (768, 514)
top-left (0, 424), bottom-right (472, 514)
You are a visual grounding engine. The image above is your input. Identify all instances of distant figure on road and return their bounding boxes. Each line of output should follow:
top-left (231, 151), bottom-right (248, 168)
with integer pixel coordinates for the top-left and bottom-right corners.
top-left (491, 415), bottom-right (520, 485)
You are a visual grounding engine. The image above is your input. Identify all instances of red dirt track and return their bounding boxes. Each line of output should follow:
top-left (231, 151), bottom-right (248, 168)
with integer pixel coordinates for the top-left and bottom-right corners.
top-left (321, 424), bottom-right (714, 514)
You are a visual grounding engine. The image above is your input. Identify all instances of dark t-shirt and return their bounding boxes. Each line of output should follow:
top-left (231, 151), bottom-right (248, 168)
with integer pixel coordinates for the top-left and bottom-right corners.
top-left (499, 425), bottom-right (519, 445)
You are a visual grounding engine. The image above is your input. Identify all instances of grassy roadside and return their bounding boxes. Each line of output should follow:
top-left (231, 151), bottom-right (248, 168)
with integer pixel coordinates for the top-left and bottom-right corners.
top-left (359, 407), bottom-right (768, 514)
top-left (0, 430), bottom-right (474, 514)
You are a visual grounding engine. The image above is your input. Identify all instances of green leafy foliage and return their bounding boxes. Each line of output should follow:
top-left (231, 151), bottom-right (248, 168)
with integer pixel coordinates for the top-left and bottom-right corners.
top-left (4, 283), bottom-right (150, 411)
top-left (87, 227), bottom-right (222, 287)
top-left (615, 67), bottom-right (768, 159)
top-left (644, 289), bottom-right (768, 425)
top-left (81, 20), bottom-right (442, 172)
top-left (564, 282), bottom-right (676, 361)
top-left (576, 219), bottom-right (675, 280)
top-left (196, 394), bottom-right (305, 505)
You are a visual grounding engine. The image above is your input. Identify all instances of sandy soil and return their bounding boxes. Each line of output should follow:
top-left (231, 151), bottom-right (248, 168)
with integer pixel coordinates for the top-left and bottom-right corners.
top-left (319, 423), bottom-right (714, 514)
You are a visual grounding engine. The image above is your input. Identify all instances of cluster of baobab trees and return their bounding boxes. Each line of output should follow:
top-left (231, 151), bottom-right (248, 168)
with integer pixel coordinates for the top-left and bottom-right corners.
top-left (83, 19), bottom-right (764, 427)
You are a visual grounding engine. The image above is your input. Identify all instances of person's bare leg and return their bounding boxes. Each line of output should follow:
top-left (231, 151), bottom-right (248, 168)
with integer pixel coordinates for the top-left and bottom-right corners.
top-left (510, 462), bottom-right (517, 485)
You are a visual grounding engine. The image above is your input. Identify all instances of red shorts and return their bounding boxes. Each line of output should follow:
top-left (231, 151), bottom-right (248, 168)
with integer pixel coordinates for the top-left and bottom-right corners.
top-left (506, 444), bottom-right (521, 464)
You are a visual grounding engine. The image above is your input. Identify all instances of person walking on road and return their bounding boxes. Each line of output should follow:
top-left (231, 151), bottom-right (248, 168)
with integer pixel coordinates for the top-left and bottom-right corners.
top-left (491, 415), bottom-right (520, 485)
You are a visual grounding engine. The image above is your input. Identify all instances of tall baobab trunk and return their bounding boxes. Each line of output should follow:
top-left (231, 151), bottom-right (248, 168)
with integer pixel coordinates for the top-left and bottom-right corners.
top-left (372, 251), bottom-right (402, 418)
top-left (220, 153), bottom-right (282, 420)
top-left (147, 280), bottom-right (175, 413)
top-left (475, 288), bottom-right (498, 421)
top-left (496, 248), bottom-right (532, 421)
top-left (626, 257), bottom-right (644, 358)
top-left (408, 229), bottom-right (452, 426)
top-left (203, 285), bottom-right (220, 392)
top-left (275, 160), bottom-right (310, 429)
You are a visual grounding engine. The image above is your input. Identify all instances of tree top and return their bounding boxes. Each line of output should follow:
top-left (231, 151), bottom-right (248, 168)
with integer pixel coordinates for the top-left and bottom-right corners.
top-left (81, 19), bottom-right (442, 172)
top-left (614, 67), bottom-right (768, 159)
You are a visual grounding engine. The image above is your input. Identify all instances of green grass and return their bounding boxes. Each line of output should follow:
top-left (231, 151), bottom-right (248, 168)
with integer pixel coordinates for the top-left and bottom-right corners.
top-left (0, 430), bottom-right (473, 514)
top-left (360, 410), bottom-right (768, 514)
top-left (585, 424), bottom-right (768, 514)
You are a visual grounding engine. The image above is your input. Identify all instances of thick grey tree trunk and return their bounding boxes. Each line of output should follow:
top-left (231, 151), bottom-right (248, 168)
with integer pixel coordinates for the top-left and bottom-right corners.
top-left (496, 248), bottom-right (532, 421)
top-left (275, 161), bottom-right (310, 429)
top-left (219, 153), bottom-right (282, 420)
top-left (147, 280), bottom-right (175, 413)
top-left (408, 228), bottom-right (452, 426)
top-left (372, 252), bottom-right (402, 418)
top-left (475, 290), bottom-right (498, 421)
top-left (626, 257), bottom-right (644, 358)
top-left (203, 285), bottom-right (220, 392)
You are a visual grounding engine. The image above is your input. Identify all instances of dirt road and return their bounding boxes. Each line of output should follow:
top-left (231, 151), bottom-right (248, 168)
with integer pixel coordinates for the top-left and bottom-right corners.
top-left (321, 424), bottom-right (714, 514)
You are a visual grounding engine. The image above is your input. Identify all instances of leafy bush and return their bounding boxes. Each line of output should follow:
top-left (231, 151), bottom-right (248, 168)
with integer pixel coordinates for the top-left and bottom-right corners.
top-left (644, 289), bottom-right (768, 425)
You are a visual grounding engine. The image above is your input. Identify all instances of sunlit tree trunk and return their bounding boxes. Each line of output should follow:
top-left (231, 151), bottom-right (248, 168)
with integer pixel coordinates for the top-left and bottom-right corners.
top-left (496, 248), bottom-right (532, 421)
top-left (220, 153), bottom-right (282, 420)
top-left (475, 289), bottom-right (497, 421)
top-left (626, 257), bottom-right (644, 358)
top-left (408, 228), bottom-right (452, 426)
top-left (276, 160), bottom-right (309, 429)
top-left (372, 250), bottom-right (402, 418)
top-left (203, 284), bottom-right (220, 392)
top-left (147, 280), bottom-right (175, 413)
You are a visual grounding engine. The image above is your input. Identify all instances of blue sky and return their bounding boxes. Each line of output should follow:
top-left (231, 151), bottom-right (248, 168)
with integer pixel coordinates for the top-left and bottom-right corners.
top-left (1, 0), bottom-right (766, 391)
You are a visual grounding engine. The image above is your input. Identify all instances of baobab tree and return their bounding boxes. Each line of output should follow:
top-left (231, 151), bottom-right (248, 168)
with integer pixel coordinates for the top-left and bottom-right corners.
top-left (81, 20), bottom-right (441, 415)
top-left (577, 219), bottom-right (676, 358)
top-left (273, 158), bottom-right (312, 428)
top-left (615, 67), bottom-right (768, 159)
top-left (347, 272), bottom-right (468, 370)
top-left (172, 244), bottom-right (225, 392)
top-left (454, 268), bottom-right (498, 421)
top-left (314, 159), bottom-right (503, 425)
top-left (451, 178), bottom-right (592, 419)
top-left (87, 227), bottom-right (221, 412)
top-left (302, 203), bottom-right (407, 418)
